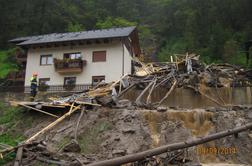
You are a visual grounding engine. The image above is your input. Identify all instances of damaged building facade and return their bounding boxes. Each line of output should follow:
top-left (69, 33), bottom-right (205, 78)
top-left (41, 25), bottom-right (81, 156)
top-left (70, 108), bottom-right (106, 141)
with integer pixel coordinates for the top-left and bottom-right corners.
top-left (9, 26), bottom-right (141, 92)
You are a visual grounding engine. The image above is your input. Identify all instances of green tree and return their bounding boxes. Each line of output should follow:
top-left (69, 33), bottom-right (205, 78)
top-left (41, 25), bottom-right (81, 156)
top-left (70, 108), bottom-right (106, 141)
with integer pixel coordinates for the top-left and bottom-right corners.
top-left (96, 17), bottom-right (136, 29)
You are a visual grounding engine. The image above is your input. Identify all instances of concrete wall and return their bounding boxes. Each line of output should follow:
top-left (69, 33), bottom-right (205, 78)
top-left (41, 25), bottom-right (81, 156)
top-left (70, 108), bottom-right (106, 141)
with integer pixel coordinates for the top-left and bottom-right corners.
top-left (123, 87), bottom-right (252, 109)
top-left (25, 39), bottom-right (133, 86)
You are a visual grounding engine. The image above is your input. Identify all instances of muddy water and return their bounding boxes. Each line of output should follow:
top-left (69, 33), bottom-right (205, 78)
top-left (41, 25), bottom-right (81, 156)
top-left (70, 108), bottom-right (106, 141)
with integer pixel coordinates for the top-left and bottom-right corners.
top-left (143, 109), bottom-right (214, 146)
top-left (143, 109), bottom-right (220, 163)
top-left (123, 87), bottom-right (252, 108)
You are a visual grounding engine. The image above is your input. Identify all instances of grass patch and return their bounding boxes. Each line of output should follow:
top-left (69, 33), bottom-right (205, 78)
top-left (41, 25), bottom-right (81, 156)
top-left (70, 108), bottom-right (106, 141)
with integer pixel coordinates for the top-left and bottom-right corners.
top-left (57, 136), bottom-right (71, 151)
top-left (78, 120), bottom-right (112, 154)
top-left (0, 102), bottom-right (31, 165)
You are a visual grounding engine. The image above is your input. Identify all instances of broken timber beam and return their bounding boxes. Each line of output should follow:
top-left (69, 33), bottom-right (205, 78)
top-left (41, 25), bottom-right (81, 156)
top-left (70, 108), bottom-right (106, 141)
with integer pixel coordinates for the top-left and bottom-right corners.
top-left (13, 146), bottom-right (23, 166)
top-left (24, 104), bottom-right (81, 144)
top-left (157, 79), bottom-right (177, 106)
top-left (88, 122), bottom-right (252, 166)
top-left (18, 103), bottom-right (59, 118)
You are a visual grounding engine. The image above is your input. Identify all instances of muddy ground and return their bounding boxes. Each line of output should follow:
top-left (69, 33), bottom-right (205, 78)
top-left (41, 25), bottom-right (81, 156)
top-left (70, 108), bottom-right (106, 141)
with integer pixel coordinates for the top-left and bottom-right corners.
top-left (2, 104), bottom-right (251, 166)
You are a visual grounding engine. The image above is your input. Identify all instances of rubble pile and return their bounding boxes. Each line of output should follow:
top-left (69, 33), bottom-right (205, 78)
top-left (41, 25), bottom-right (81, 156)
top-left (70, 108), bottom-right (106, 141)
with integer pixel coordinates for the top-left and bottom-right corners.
top-left (51, 54), bottom-right (252, 108)
top-left (1, 53), bottom-right (252, 165)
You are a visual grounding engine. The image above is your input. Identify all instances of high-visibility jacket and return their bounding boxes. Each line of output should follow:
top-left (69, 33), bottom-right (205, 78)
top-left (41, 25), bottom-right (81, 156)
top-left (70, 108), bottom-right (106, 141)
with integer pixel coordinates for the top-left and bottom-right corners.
top-left (30, 76), bottom-right (37, 89)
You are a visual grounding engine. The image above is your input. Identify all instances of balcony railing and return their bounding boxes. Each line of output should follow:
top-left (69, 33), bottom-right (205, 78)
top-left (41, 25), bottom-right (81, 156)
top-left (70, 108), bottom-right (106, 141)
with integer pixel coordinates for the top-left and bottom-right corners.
top-left (0, 84), bottom-right (92, 93)
top-left (54, 58), bottom-right (87, 74)
top-left (25, 84), bottom-right (92, 93)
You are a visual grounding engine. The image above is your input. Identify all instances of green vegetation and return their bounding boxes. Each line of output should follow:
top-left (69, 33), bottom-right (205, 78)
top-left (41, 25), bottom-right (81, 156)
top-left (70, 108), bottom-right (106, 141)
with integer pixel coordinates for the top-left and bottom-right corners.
top-left (0, 102), bottom-right (32, 165)
top-left (0, 49), bottom-right (18, 79)
top-left (96, 17), bottom-right (136, 29)
top-left (1, 0), bottom-right (252, 76)
top-left (78, 120), bottom-right (112, 154)
top-left (57, 136), bottom-right (71, 151)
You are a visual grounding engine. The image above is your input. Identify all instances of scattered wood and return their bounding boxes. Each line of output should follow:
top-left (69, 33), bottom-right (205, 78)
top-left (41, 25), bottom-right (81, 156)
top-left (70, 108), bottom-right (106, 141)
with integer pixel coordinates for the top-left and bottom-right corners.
top-left (135, 80), bottom-right (155, 106)
top-left (18, 103), bottom-right (59, 118)
top-left (36, 157), bottom-right (69, 165)
top-left (74, 108), bottom-right (85, 140)
top-left (88, 122), bottom-right (252, 166)
top-left (13, 147), bottom-right (23, 166)
top-left (24, 104), bottom-right (81, 144)
top-left (146, 78), bottom-right (157, 105)
top-left (157, 79), bottom-right (177, 106)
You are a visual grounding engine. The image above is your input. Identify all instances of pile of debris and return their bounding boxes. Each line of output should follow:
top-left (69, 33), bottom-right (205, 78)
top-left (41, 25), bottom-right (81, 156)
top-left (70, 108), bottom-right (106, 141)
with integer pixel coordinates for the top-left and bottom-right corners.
top-left (48, 53), bottom-right (252, 108)
top-left (9, 53), bottom-right (252, 112)
top-left (1, 53), bottom-right (252, 165)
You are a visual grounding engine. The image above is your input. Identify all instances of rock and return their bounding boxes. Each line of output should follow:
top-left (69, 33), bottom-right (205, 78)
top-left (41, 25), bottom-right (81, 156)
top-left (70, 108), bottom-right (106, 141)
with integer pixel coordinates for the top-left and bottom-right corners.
top-left (116, 99), bottom-right (132, 108)
top-left (157, 106), bottom-right (167, 112)
top-left (234, 118), bottom-right (246, 127)
top-left (63, 140), bottom-right (81, 153)
top-left (248, 133), bottom-right (252, 139)
top-left (122, 128), bottom-right (135, 134)
top-left (36, 144), bottom-right (47, 151)
top-left (101, 140), bottom-right (109, 147)
top-left (248, 112), bottom-right (252, 119)
top-left (114, 136), bottom-right (120, 141)
top-left (112, 149), bottom-right (126, 156)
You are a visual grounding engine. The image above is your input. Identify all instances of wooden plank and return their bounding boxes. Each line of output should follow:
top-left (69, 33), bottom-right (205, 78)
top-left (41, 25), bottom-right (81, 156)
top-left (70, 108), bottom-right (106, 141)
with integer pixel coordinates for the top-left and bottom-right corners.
top-left (13, 147), bottom-right (23, 166)
top-left (75, 101), bottom-right (101, 106)
top-left (18, 103), bottom-right (59, 118)
top-left (24, 104), bottom-right (81, 144)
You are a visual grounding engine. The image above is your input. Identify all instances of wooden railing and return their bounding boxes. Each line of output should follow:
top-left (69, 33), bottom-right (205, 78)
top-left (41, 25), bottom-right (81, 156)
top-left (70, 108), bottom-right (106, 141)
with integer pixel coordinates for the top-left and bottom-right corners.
top-left (0, 84), bottom-right (92, 93)
top-left (25, 84), bottom-right (92, 93)
top-left (54, 58), bottom-right (87, 74)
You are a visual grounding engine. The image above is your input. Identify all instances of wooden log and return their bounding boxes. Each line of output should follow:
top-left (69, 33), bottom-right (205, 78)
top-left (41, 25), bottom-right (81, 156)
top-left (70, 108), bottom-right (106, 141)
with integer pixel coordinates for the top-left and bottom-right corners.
top-left (110, 74), bottom-right (128, 90)
top-left (13, 147), bottom-right (23, 166)
top-left (36, 157), bottom-right (69, 165)
top-left (187, 85), bottom-right (225, 107)
top-left (146, 78), bottom-right (157, 105)
top-left (88, 122), bottom-right (252, 166)
top-left (199, 91), bottom-right (225, 107)
top-left (135, 80), bottom-right (155, 106)
top-left (117, 83), bottom-right (136, 98)
top-left (75, 101), bottom-right (101, 107)
top-left (24, 104), bottom-right (81, 144)
top-left (18, 103), bottom-right (59, 118)
top-left (157, 79), bottom-right (177, 106)
top-left (0, 142), bottom-right (38, 155)
top-left (74, 108), bottom-right (85, 140)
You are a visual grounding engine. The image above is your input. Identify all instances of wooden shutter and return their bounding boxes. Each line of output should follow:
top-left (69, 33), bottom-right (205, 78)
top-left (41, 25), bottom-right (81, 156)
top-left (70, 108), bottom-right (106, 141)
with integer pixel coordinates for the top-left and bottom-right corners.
top-left (92, 51), bottom-right (106, 62)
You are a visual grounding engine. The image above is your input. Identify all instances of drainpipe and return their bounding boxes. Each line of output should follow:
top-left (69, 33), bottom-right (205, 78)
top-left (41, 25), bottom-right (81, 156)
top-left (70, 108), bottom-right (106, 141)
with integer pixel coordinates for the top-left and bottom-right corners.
top-left (121, 38), bottom-right (125, 76)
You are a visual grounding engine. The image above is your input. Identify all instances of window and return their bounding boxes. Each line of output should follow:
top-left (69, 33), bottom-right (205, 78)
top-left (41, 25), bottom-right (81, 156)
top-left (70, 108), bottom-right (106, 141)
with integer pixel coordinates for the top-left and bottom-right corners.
top-left (64, 52), bottom-right (81, 59)
top-left (40, 55), bottom-right (53, 65)
top-left (92, 76), bottom-right (105, 85)
top-left (64, 77), bottom-right (76, 86)
top-left (39, 78), bottom-right (50, 86)
top-left (92, 51), bottom-right (106, 62)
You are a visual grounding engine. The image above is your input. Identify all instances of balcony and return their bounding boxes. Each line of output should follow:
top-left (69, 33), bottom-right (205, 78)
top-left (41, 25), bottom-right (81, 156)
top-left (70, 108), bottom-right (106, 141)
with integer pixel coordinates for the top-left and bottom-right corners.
top-left (54, 58), bottom-right (87, 74)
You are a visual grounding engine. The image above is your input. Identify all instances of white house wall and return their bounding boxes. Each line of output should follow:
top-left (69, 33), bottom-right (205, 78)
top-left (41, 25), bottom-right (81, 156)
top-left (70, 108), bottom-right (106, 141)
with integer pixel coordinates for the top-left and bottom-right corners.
top-left (25, 40), bottom-right (133, 86)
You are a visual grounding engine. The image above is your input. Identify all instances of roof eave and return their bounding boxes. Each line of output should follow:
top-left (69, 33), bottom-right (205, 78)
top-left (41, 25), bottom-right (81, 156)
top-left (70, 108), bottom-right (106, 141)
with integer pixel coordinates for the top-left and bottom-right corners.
top-left (17, 35), bottom-right (131, 46)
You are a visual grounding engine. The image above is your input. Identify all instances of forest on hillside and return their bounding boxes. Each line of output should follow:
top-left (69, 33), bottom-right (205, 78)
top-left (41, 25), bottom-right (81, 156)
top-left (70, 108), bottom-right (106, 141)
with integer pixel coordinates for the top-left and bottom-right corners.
top-left (1, 0), bottom-right (252, 78)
